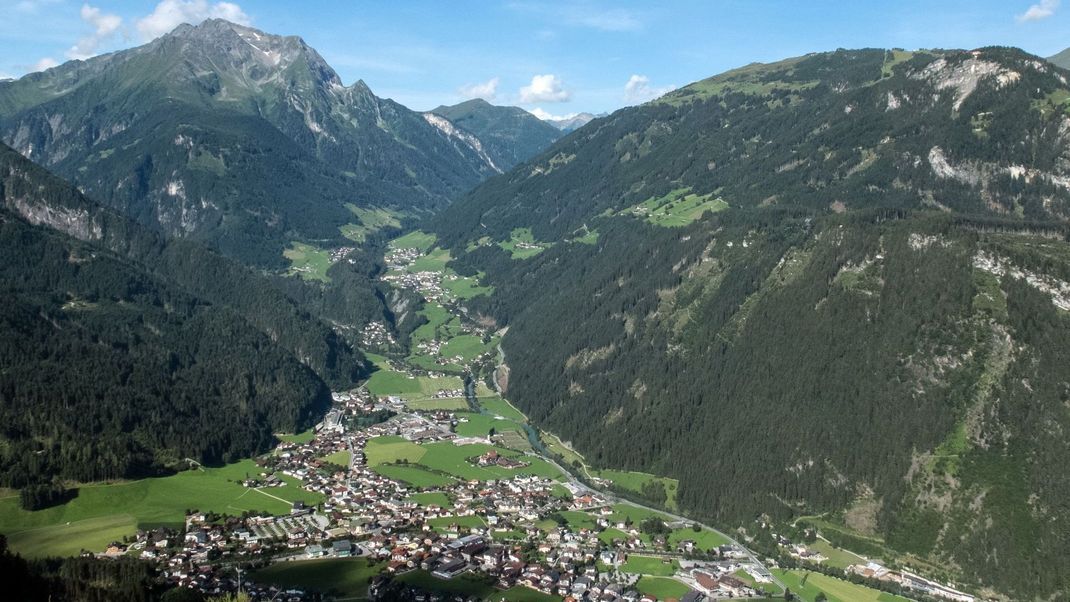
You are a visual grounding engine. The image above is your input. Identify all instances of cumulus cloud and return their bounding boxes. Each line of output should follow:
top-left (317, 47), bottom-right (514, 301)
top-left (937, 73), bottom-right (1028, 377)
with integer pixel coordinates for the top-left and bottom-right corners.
top-left (66, 4), bottom-right (123, 60)
top-left (30, 57), bottom-right (59, 72)
top-left (519, 74), bottom-right (571, 103)
top-left (136, 0), bottom-right (251, 41)
top-left (1018, 0), bottom-right (1060, 21)
top-left (623, 74), bottom-right (674, 103)
top-left (527, 107), bottom-right (579, 121)
top-left (459, 77), bottom-right (500, 101)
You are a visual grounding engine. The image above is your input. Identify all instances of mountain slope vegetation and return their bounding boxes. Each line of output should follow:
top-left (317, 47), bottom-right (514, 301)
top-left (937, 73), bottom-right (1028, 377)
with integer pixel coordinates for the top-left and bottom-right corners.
top-left (0, 148), bottom-right (339, 487)
top-left (431, 48), bottom-right (1070, 599)
top-left (430, 99), bottom-right (562, 171)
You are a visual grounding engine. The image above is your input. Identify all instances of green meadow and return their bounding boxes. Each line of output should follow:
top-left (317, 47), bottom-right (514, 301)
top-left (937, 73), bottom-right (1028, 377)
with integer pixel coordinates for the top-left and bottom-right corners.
top-left (251, 558), bottom-right (385, 598)
top-left (773, 569), bottom-right (910, 602)
top-left (498, 227), bottom-right (552, 259)
top-left (0, 459), bottom-right (322, 558)
top-left (636, 576), bottom-right (692, 600)
top-left (620, 554), bottom-right (679, 576)
top-left (620, 187), bottom-right (728, 227)
top-left (284, 241), bottom-right (333, 282)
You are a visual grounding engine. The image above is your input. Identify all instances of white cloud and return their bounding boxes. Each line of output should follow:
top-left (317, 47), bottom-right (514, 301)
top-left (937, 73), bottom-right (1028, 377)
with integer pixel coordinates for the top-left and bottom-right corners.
top-left (459, 77), bottom-right (500, 101)
top-left (66, 4), bottom-right (123, 60)
top-left (136, 0), bottom-right (251, 42)
top-left (527, 107), bottom-right (580, 121)
top-left (519, 74), bottom-right (571, 103)
top-left (31, 57), bottom-right (59, 72)
top-left (1017, 0), bottom-right (1060, 22)
top-left (623, 74), bottom-right (674, 103)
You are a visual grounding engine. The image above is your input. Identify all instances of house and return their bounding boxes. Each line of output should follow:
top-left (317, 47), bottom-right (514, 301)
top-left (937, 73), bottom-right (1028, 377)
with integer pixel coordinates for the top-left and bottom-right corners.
top-left (432, 558), bottom-right (468, 579)
top-left (305, 544), bottom-right (325, 558)
top-left (332, 539), bottom-right (352, 557)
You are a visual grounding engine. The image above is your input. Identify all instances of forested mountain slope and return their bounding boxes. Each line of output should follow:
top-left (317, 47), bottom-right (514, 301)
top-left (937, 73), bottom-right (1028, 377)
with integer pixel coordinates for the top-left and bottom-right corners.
top-left (0, 19), bottom-right (499, 265)
top-left (0, 147), bottom-right (338, 488)
top-left (431, 48), bottom-right (1070, 599)
top-left (430, 99), bottom-right (562, 171)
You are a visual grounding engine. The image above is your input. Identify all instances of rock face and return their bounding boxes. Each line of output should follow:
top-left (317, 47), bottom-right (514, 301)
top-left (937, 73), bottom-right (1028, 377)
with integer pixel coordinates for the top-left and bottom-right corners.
top-left (0, 19), bottom-right (500, 264)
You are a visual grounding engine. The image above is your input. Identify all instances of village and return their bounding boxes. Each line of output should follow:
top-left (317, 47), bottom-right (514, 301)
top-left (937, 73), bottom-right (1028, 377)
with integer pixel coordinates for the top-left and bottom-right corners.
top-left (102, 381), bottom-right (775, 602)
top-left (90, 237), bottom-right (976, 602)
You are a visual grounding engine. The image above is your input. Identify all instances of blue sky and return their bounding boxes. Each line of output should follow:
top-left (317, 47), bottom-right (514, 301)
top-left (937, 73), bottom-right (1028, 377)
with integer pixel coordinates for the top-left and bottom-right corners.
top-left (2, 0), bottom-right (1069, 117)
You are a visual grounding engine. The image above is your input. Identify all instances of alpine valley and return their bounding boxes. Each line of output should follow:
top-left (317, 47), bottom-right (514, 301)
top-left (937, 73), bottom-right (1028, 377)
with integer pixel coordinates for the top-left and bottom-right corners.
top-left (2, 14), bottom-right (1070, 602)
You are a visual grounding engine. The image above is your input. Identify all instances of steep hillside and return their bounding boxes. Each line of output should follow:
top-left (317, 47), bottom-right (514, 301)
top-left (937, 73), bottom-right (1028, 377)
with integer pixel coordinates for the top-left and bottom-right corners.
top-left (431, 48), bottom-right (1070, 599)
top-left (0, 19), bottom-right (497, 265)
top-left (430, 99), bottom-right (561, 171)
top-left (0, 152), bottom-right (338, 487)
top-left (1048, 46), bottom-right (1070, 70)
top-left (0, 142), bottom-right (367, 389)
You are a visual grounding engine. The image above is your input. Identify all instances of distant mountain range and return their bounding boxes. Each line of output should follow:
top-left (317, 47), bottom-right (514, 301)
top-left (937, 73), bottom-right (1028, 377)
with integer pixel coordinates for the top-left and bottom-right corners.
top-left (538, 112), bottom-right (604, 132)
top-left (430, 98), bottom-right (562, 172)
top-left (1048, 46), bottom-right (1070, 69)
top-left (0, 20), bottom-right (559, 266)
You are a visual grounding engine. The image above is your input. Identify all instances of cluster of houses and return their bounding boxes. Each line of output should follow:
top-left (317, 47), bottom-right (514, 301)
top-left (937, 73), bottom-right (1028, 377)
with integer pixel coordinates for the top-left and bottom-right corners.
top-left (362, 320), bottom-right (397, 348)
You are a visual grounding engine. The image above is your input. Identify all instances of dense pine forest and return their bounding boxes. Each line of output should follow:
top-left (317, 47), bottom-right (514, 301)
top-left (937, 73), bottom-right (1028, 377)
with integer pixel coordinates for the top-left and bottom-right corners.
top-left (432, 48), bottom-right (1070, 598)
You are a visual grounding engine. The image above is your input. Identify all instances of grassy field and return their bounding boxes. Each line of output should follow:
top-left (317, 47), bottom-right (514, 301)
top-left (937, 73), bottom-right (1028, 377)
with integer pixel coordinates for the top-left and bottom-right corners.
top-left (364, 353), bottom-right (465, 401)
top-left (560, 510), bottom-right (599, 531)
top-left (397, 570), bottom-right (496, 598)
top-left (440, 334), bottom-right (494, 362)
top-left (427, 514), bottom-right (487, 532)
top-left (250, 558), bottom-right (384, 598)
top-left (496, 430), bottom-right (534, 452)
top-left (620, 554), bottom-right (678, 577)
top-left (364, 436), bottom-right (427, 465)
top-left (340, 204), bottom-right (403, 242)
top-left (374, 464), bottom-right (457, 488)
top-left (620, 187), bottom-right (729, 227)
top-left (733, 569), bottom-right (784, 596)
top-left (608, 503), bottom-right (673, 525)
top-left (571, 228), bottom-right (600, 245)
top-left (320, 450), bottom-right (351, 466)
top-left (478, 395), bottom-right (527, 422)
top-left (0, 459), bottom-right (323, 558)
top-left (541, 431), bottom-right (586, 467)
top-left (408, 491), bottom-right (451, 507)
top-left (668, 525), bottom-right (729, 551)
top-left (442, 272), bottom-right (494, 299)
top-left (489, 586), bottom-right (562, 602)
top-left (598, 527), bottom-right (633, 545)
top-left (276, 430), bottom-right (315, 444)
top-left (455, 413), bottom-right (525, 438)
top-left (636, 576), bottom-right (692, 600)
top-left (284, 242), bottom-right (333, 282)
top-left (597, 469), bottom-right (680, 510)
top-left (391, 230), bottom-right (438, 252)
top-left (773, 569), bottom-right (911, 602)
top-left (810, 539), bottom-right (867, 569)
top-left (408, 247), bottom-right (452, 273)
top-left (406, 397), bottom-right (469, 411)
top-left (418, 442), bottom-right (563, 481)
top-left (499, 227), bottom-right (552, 259)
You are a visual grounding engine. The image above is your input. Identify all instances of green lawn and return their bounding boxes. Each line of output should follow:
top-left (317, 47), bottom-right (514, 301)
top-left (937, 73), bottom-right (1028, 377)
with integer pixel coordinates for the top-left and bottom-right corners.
top-left (373, 464), bottom-right (456, 488)
top-left (391, 230), bottom-right (438, 253)
top-left (773, 570), bottom-right (911, 602)
top-left (620, 187), bottom-right (728, 227)
top-left (668, 526), bottom-right (729, 552)
top-left (440, 334), bottom-right (493, 362)
top-left (319, 450), bottom-right (351, 466)
top-left (560, 510), bottom-right (599, 531)
top-left (284, 241), bottom-right (333, 282)
top-left (733, 569), bottom-right (783, 596)
top-left (0, 459), bottom-right (323, 558)
top-left (418, 442), bottom-right (564, 481)
top-left (276, 430), bottom-right (315, 445)
top-left (489, 586), bottom-right (562, 602)
top-left (598, 527), bottom-right (633, 545)
top-left (810, 539), bottom-right (867, 569)
top-left (408, 492), bottom-right (451, 507)
top-left (340, 204), bottom-right (403, 242)
top-left (251, 558), bottom-right (385, 598)
top-left (364, 353), bottom-right (464, 401)
top-left (608, 503), bottom-right (673, 525)
top-left (396, 571), bottom-right (496, 598)
top-left (409, 248), bottom-right (452, 273)
top-left (455, 413), bottom-right (525, 438)
top-left (499, 227), bottom-right (552, 259)
top-left (426, 515), bottom-right (487, 532)
top-left (620, 554), bottom-right (679, 577)
top-left (597, 469), bottom-right (680, 510)
top-left (405, 397), bottom-right (469, 411)
top-left (636, 576), bottom-right (693, 600)
top-left (478, 395), bottom-right (527, 422)
top-left (364, 436), bottom-right (427, 465)
top-left (442, 272), bottom-right (494, 299)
